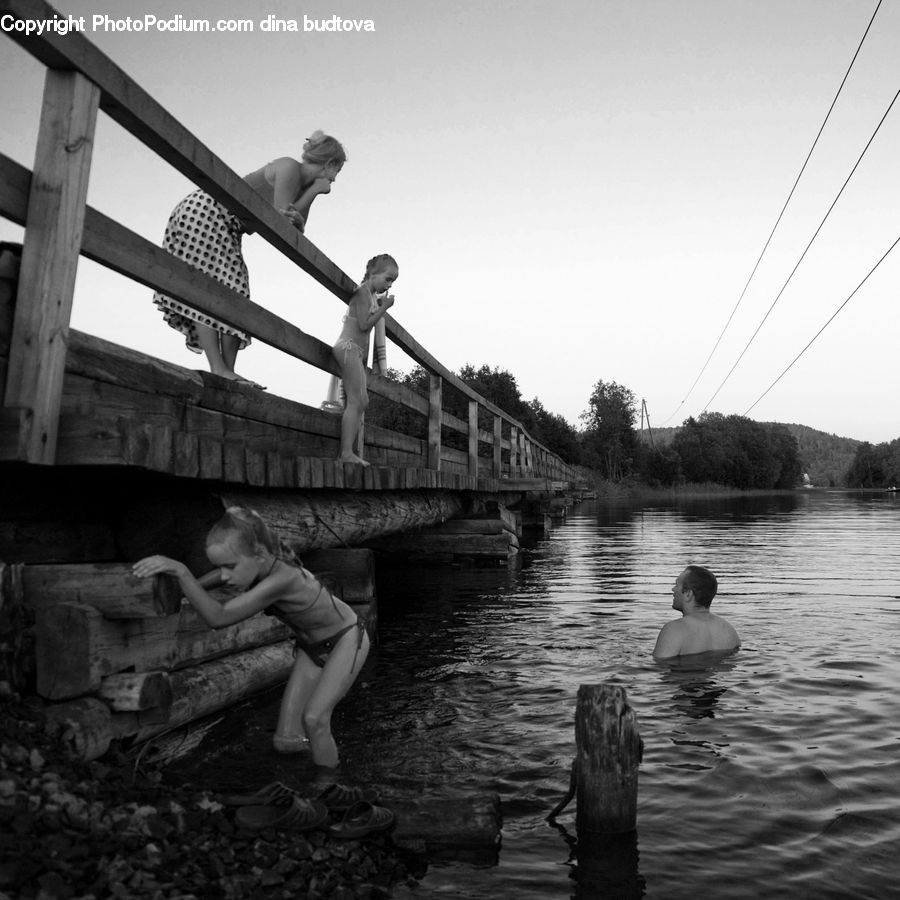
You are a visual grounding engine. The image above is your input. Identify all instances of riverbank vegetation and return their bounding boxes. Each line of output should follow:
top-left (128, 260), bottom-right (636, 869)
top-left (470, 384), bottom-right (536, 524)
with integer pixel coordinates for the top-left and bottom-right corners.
top-left (368, 365), bottom-right (885, 490)
top-left (845, 438), bottom-right (900, 488)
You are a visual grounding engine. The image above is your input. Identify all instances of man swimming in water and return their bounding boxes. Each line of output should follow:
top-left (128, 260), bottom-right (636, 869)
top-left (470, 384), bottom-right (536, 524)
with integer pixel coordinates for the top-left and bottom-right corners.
top-left (653, 565), bottom-right (741, 659)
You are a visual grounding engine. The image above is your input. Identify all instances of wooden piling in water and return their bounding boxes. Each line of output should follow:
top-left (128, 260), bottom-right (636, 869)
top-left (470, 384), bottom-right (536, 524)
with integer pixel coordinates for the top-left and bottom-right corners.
top-left (574, 683), bottom-right (642, 834)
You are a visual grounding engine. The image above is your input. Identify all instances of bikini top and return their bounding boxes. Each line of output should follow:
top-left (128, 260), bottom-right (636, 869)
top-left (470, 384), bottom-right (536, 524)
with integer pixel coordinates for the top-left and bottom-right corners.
top-left (262, 561), bottom-right (346, 634)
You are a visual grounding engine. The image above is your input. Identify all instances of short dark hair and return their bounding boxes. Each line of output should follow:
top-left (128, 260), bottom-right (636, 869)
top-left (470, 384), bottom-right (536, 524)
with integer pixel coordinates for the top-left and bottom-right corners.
top-left (682, 565), bottom-right (718, 607)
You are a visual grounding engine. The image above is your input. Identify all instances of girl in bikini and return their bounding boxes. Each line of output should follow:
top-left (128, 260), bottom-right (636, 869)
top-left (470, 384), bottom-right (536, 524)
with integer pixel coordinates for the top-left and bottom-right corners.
top-left (332, 254), bottom-right (399, 464)
top-left (153, 131), bottom-right (346, 386)
top-left (132, 506), bottom-right (368, 768)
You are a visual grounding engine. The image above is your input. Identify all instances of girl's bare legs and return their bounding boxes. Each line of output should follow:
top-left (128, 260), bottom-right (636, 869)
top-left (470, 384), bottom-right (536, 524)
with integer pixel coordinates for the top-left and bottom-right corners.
top-left (302, 629), bottom-right (370, 768)
top-left (334, 347), bottom-right (369, 464)
top-left (273, 652), bottom-right (321, 752)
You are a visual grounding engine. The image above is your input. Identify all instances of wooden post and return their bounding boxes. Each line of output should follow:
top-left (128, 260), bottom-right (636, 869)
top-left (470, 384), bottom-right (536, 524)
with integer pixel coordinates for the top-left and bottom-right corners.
top-left (427, 374), bottom-right (442, 470)
top-left (492, 414), bottom-right (502, 477)
top-left (3, 69), bottom-right (99, 463)
top-left (509, 426), bottom-right (518, 476)
top-left (575, 684), bottom-right (642, 834)
top-left (467, 399), bottom-right (478, 476)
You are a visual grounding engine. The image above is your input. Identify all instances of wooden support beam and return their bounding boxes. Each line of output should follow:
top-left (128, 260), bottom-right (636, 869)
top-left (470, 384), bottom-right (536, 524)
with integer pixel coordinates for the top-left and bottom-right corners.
top-left (574, 684), bottom-right (642, 834)
top-left (509, 426), bottom-right (519, 476)
top-left (427, 374), bottom-right (442, 471)
top-left (23, 563), bottom-right (181, 618)
top-left (493, 414), bottom-right (502, 478)
top-left (3, 69), bottom-right (99, 463)
top-left (467, 400), bottom-right (478, 477)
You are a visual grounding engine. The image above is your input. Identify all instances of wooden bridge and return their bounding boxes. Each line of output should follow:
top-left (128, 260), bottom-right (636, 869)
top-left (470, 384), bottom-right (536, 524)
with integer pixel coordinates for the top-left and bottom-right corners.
top-left (0, 0), bottom-right (587, 778)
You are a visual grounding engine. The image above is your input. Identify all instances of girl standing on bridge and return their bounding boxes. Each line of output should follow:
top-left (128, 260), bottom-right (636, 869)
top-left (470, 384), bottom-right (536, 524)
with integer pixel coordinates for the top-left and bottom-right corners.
top-left (132, 506), bottom-right (368, 768)
top-left (332, 254), bottom-right (399, 464)
top-left (153, 131), bottom-right (347, 387)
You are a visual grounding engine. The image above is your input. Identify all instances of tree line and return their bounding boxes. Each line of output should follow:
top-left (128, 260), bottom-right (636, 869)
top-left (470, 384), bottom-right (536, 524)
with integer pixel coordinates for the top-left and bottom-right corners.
top-left (369, 365), bottom-right (893, 490)
top-left (845, 439), bottom-right (900, 488)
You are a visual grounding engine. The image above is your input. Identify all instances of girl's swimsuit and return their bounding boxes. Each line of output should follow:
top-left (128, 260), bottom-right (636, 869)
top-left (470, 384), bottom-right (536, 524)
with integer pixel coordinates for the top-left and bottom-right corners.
top-left (293, 619), bottom-right (367, 668)
top-left (263, 563), bottom-right (366, 668)
top-left (333, 285), bottom-right (378, 363)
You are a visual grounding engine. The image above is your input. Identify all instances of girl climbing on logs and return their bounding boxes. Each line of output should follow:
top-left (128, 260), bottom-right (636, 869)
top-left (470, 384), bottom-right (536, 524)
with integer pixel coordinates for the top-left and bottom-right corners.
top-left (132, 506), bottom-right (368, 768)
top-left (153, 131), bottom-right (347, 386)
top-left (332, 254), bottom-right (399, 464)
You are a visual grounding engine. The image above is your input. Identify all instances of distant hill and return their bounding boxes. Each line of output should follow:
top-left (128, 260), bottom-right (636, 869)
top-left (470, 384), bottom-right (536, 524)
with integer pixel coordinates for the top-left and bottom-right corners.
top-left (641, 421), bottom-right (860, 487)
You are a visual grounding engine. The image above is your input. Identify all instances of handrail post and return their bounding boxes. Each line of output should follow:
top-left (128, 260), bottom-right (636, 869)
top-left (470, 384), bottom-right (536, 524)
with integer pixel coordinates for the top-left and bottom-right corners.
top-left (467, 400), bottom-right (478, 477)
top-left (3, 69), bottom-right (99, 464)
top-left (492, 414), bottom-right (502, 478)
top-left (509, 426), bottom-right (518, 477)
top-left (427, 374), bottom-right (442, 471)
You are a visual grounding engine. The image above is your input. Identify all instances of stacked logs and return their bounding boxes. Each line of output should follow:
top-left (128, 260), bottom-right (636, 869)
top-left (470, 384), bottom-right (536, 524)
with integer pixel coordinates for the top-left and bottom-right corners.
top-left (15, 550), bottom-right (376, 761)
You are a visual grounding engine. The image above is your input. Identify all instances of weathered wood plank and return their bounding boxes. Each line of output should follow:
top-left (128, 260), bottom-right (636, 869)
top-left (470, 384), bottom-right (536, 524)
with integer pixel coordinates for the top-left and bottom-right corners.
top-left (23, 563), bottom-right (181, 618)
top-left (3, 70), bottom-right (98, 463)
top-left (35, 601), bottom-right (291, 699)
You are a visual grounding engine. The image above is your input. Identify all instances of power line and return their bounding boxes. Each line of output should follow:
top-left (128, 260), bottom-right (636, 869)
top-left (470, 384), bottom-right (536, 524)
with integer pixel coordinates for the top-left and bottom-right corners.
top-left (659, 0), bottom-right (883, 426)
top-left (701, 84), bottom-right (900, 413)
top-left (744, 233), bottom-right (900, 416)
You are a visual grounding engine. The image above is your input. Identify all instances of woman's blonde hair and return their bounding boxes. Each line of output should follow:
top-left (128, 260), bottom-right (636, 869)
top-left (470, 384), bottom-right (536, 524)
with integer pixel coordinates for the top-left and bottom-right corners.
top-left (302, 130), bottom-right (347, 167)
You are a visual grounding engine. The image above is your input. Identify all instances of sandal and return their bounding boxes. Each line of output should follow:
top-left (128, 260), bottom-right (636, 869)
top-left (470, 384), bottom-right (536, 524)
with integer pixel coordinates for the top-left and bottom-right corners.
top-left (220, 781), bottom-right (298, 807)
top-left (235, 796), bottom-right (328, 833)
top-left (317, 783), bottom-right (380, 814)
top-left (329, 800), bottom-right (395, 840)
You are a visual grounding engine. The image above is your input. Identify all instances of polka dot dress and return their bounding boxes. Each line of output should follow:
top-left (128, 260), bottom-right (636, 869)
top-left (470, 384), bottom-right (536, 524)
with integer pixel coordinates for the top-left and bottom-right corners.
top-left (153, 189), bottom-right (251, 353)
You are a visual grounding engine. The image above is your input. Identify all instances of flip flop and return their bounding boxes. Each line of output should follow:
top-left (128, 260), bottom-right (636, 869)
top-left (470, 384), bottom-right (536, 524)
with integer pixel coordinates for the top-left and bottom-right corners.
top-left (316, 783), bottom-right (380, 813)
top-left (234, 796), bottom-right (328, 833)
top-left (328, 800), bottom-right (395, 840)
top-left (220, 781), bottom-right (298, 806)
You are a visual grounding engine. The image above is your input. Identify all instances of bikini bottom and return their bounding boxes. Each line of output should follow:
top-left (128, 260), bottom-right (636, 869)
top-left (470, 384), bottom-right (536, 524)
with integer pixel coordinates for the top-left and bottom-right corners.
top-left (334, 339), bottom-right (365, 363)
top-left (294, 618), bottom-right (367, 669)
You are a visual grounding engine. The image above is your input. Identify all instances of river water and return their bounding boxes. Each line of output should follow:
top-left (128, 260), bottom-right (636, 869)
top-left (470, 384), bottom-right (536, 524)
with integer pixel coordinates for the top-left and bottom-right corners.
top-left (184, 490), bottom-right (900, 898)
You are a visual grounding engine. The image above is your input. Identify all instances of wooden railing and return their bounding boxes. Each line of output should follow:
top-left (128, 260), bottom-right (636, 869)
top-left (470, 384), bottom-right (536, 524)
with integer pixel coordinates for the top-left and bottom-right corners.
top-left (0, 0), bottom-right (578, 484)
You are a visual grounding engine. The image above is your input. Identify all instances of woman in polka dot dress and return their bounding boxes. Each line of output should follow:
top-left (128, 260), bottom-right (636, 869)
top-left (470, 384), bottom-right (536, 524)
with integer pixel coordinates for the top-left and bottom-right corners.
top-left (153, 131), bottom-right (346, 386)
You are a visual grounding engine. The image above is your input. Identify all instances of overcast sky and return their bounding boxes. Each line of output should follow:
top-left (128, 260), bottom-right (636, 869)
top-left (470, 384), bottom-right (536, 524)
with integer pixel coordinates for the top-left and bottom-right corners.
top-left (2, 0), bottom-right (898, 443)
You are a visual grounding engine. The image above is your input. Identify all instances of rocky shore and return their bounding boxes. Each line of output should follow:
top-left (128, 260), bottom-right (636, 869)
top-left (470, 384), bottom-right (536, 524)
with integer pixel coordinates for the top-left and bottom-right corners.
top-left (0, 695), bottom-right (424, 899)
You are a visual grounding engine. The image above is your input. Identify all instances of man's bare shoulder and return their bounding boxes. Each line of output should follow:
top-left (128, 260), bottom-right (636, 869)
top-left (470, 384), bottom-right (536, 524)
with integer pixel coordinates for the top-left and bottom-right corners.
top-left (652, 619), bottom-right (688, 659)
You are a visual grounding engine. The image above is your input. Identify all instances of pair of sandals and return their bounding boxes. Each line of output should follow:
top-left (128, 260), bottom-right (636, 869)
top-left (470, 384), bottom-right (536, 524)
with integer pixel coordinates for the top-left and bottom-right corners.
top-left (222, 781), bottom-right (394, 838)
